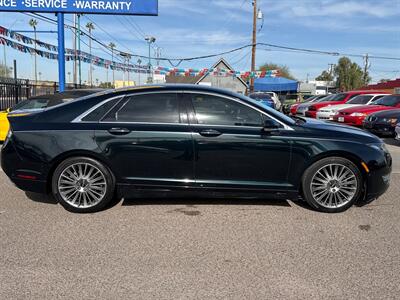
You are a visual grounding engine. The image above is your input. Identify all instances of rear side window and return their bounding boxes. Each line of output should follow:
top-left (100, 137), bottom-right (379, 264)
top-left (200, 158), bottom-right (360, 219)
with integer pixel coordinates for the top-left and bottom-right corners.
top-left (82, 97), bottom-right (122, 122)
top-left (103, 93), bottom-right (180, 123)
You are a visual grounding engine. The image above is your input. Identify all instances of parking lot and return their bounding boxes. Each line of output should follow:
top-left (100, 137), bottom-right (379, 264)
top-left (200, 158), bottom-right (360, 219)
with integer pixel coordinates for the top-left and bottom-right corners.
top-left (0, 139), bottom-right (399, 299)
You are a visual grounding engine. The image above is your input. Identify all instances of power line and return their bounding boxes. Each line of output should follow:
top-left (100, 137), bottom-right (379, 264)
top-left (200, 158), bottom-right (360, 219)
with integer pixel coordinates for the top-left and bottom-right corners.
top-left (14, 15), bottom-right (400, 65)
top-left (83, 15), bottom-right (133, 53)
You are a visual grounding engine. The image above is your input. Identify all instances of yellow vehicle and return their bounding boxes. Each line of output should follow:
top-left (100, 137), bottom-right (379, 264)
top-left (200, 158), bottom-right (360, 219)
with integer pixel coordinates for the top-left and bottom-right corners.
top-left (0, 89), bottom-right (105, 142)
top-left (0, 108), bottom-right (10, 141)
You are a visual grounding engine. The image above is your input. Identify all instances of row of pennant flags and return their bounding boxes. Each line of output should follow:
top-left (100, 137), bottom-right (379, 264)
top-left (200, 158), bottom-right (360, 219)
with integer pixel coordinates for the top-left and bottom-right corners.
top-left (155, 66), bottom-right (280, 79)
top-left (0, 25), bottom-right (280, 79)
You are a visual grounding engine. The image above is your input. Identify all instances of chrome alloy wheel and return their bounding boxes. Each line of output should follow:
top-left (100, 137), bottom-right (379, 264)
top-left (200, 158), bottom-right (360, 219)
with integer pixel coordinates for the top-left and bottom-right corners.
top-left (310, 163), bottom-right (358, 209)
top-left (57, 163), bottom-right (107, 208)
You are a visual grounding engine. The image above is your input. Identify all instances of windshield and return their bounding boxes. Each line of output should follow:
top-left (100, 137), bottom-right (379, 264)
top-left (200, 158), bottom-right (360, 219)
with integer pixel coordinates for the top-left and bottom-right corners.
top-left (347, 95), bottom-right (373, 104)
top-left (317, 94), bottom-right (337, 102)
top-left (249, 93), bottom-right (273, 101)
top-left (327, 93), bottom-right (347, 101)
top-left (374, 95), bottom-right (400, 107)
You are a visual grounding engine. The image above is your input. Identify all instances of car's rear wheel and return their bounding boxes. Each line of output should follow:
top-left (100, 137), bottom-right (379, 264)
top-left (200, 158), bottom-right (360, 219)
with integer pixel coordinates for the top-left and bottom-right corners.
top-left (52, 157), bottom-right (115, 213)
top-left (302, 157), bottom-right (363, 213)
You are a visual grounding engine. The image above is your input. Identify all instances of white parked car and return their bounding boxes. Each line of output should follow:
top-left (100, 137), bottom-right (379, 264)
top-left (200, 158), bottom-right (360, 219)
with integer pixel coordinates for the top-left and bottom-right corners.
top-left (316, 94), bottom-right (388, 120)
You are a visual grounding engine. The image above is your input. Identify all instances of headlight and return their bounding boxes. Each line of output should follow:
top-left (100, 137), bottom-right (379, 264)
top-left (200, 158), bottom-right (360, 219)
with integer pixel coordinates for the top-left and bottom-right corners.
top-left (368, 143), bottom-right (388, 153)
top-left (388, 118), bottom-right (398, 126)
top-left (350, 112), bottom-right (366, 117)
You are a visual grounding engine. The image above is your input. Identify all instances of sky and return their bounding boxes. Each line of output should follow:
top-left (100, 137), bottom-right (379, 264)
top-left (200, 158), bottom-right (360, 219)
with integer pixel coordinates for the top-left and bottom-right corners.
top-left (0, 0), bottom-right (399, 84)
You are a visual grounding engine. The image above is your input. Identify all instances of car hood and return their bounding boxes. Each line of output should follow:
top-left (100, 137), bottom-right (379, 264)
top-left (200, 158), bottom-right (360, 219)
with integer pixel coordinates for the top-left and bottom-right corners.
top-left (370, 109), bottom-right (400, 118)
top-left (320, 104), bottom-right (361, 112)
top-left (340, 105), bottom-right (394, 114)
top-left (300, 118), bottom-right (380, 143)
top-left (297, 102), bottom-right (315, 109)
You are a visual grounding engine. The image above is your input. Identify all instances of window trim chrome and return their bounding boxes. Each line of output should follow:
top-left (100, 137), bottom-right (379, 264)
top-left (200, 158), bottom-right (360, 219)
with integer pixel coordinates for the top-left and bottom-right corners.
top-left (72, 90), bottom-right (293, 131)
top-left (72, 95), bottom-right (125, 123)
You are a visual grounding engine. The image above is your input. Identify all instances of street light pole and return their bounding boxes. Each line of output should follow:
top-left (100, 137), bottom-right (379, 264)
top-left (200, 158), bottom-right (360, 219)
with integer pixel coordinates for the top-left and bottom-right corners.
top-left (145, 36), bottom-right (156, 84)
top-left (73, 14), bottom-right (77, 86)
top-left (86, 22), bottom-right (95, 87)
top-left (250, 0), bottom-right (257, 94)
top-left (77, 14), bottom-right (82, 87)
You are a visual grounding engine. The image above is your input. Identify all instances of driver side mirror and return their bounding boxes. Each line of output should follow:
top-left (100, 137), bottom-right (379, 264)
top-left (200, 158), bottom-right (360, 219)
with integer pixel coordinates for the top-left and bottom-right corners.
top-left (262, 119), bottom-right (282, 134)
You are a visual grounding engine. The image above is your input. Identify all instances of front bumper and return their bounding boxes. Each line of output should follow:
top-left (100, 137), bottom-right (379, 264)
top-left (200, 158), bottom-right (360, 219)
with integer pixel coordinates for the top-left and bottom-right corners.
top-left (305, 111), bottom-right (317, 118)
top-left (332, 115), bottom-right (365, 126)
top-left (364, 147), bottom-right (392, 202)
top-left (363, 121), bottom-right (396, 136)
top-left (316, 111), bottom-right (334, 120)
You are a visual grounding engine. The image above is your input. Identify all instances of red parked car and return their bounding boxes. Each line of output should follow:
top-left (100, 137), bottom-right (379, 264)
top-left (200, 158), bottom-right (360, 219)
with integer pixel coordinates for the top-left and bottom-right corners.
top-left (304, 90), bottom-right (385, 118)
top-left (332, 95), bottom-right (400, 126)
top-left (289, 95), bottom-right (326, 115)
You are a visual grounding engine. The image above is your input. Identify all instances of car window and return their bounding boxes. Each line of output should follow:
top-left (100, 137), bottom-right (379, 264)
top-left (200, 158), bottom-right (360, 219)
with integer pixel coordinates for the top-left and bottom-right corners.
top-left (374, 95), bottom-right (400, 107)
top-left (82, 97), bottom-right (123, 122)
top-left (329, 93), bottom-right (348, 101)
top-left (347, 95), bottom-right (373, 104)
top-left (11, 98), bottom-right (49, 111)
top-left (191, 94), bottom-right (264, 127)
top-left (371, 95), bottom-right (385, 102)
top-left (103, 93), bottom-right (180, 123)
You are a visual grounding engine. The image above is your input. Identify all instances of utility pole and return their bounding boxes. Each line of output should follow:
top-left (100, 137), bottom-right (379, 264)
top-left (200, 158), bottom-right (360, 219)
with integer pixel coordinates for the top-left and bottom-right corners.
top-left (137, 58), bottom-right (142, 86)
top-left (328, 63), bottom-right (335, 93)
top-left (155, 47), bottom-right (162, 66)
top-left (363, 54), bottom-right (370, 86)
top-left (250, 0), bottom-right (257, 94)
top-left (86, 22), bottom-right (94, 87)
top-left (29, 19), bottom-right (38, 83)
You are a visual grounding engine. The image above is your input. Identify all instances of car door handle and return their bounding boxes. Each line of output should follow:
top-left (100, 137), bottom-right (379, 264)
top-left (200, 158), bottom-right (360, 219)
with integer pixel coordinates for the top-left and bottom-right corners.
top-left (199, 129), bottom-right (223, 137)
top-left (108, 128), bottom-right (131, 135)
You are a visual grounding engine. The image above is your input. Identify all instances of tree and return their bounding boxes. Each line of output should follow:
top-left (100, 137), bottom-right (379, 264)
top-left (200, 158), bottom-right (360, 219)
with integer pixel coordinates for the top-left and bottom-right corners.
top-left (259, 63), bottom-right (296, 80)
top-left (334, 57), bottom-right (366, 91)
top-left (315, 70), bottom-right (334, 81)
top-left (379, 78), bottom-right (391, 83)
top-left (0, 63), bottom-right (11, 77)
top-left (86, 22), bottom-right (95, 86)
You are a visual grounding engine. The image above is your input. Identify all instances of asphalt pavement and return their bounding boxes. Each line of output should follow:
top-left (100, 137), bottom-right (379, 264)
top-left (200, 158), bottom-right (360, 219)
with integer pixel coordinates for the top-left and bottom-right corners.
top-left (0, 140), bottom-right (399, 299)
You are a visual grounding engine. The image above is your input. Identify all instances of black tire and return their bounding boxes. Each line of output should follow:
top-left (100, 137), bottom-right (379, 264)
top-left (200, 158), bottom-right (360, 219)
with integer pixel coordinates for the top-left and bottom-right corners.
top-left (302, 157), bottom-right (363, 213)
top-left (52, 156), bottom-right (115, 213)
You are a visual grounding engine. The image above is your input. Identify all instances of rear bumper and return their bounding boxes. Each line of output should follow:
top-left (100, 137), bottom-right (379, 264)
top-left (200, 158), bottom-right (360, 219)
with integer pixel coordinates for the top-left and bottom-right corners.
top-left (1, 137), bottom-right (48, 194)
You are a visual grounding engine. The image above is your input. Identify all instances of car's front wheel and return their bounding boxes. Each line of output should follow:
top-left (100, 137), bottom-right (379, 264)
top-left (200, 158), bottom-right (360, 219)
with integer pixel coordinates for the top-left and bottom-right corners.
top-left (302, 157), bottom-right (363, 213)
top-left (52, 157), bottom-right (115, 213)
